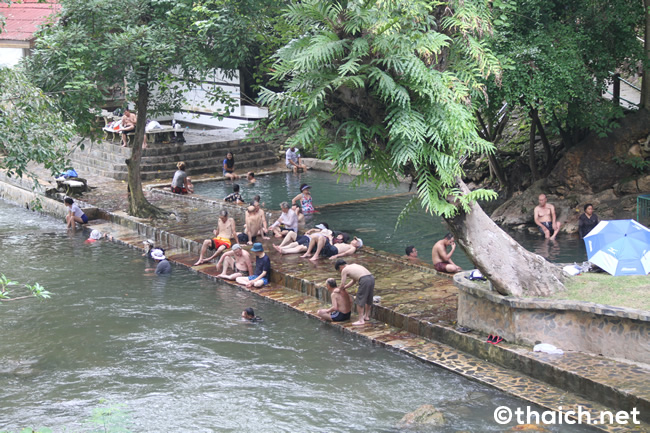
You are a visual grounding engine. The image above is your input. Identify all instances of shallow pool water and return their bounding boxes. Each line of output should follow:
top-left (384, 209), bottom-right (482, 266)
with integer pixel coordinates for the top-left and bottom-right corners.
top-left (0, 200), bottom-right (592, 432)
top-left (192, 170), bottom-right (410, 209)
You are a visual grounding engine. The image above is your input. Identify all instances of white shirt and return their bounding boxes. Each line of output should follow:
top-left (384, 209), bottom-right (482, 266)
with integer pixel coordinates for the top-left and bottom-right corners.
top-left (286, 148), bottom-right (300, 166)
top-left (271, 209), bottom-right (298, 232)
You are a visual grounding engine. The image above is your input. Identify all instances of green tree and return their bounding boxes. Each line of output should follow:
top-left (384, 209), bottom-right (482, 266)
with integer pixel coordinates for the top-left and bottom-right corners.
top-left (484, 0), bottom-right (644, 178)
top-left (0, 67), bottom-right (74, 180)
top-left (26, 0), bottom-right (242, 217)
top-left (260, 0), bottom-right (565, 296)
top-left (0, 273), bottom-right (52, 303)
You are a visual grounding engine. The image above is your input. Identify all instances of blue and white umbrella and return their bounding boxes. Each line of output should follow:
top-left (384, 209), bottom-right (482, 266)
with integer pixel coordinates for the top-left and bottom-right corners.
top-left (583, 219), bottom-right (650, 276)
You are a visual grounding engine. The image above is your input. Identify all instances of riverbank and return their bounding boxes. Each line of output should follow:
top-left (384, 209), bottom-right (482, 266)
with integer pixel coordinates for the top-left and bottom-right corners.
top-left (1, 148), bottom-right (649, 431)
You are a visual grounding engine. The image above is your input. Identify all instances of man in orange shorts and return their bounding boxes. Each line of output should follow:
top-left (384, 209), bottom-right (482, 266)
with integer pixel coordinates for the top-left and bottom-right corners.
top-left (194, 210), bottom-right (237, 265)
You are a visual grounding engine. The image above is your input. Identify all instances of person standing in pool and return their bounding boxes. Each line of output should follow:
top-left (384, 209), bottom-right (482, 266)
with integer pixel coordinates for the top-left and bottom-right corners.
top-left (242, 307), bottom-right (262, 322)
top-left (236, 243), bottom-right (271, 288)
top-left (291, 184), bottom-right (315, 215)
top-left (64, 197), bottom-right (88, 229)
top-left (316, 278), bottom-right (352, 322)
top-left (223, 152), bottom-right (239, 180)
top-left (578, 203), bottom-right (599, 238)
top-left (224, 184), bottom-right (245, 204)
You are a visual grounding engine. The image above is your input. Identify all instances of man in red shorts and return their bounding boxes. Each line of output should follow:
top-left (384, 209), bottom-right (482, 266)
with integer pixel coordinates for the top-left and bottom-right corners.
top-left (431, 233), bottom-right (462, 274)
top-left (193, 210), bottom-right (237, 265)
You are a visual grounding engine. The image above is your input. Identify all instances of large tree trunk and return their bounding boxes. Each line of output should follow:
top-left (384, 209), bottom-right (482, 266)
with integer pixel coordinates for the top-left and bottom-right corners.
top-left (642, 0), bottom-right (650, 108)
top-left (126, 82), bottom-right (165, 218)
top-left (446, 178), bottom-right (566, 297)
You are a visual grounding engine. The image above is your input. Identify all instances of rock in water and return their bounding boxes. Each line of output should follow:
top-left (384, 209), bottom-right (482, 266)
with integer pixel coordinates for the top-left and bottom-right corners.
top-left (397, 404), bottom-right (445, 427)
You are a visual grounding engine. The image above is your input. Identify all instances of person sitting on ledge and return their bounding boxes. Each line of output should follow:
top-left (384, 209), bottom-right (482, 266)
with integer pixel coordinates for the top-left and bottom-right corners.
top-left (431, 233), bottom-right (462, 273)
top-left (236, 243), bottom-right (270, 288)
top-left (64, 197), bottom-right (88, 229)
top-left (216, 243), bottom-right (253, 280)
top-left (316, 278), bottom-right (352, 322)
top-left (224, 184), bottom-right (244, 204)
top-left (286, 146), bottom-right (308, 173)
top-left (223, 152), bottom-right (239, 180)
top-left (534, 193), bottom-right (561, 240)
top-left (193, 210), bottom-right (236, 266)
top-left (269, 202), bottom-right (298, 238)
top-left (171, 161), bottom-right (194, 194)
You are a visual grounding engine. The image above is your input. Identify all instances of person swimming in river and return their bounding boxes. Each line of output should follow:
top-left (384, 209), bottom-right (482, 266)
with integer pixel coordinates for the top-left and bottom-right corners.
top-left (241, 307), bottom-right (262, 322)
top-left (292, 184), bottom-right (315, 214)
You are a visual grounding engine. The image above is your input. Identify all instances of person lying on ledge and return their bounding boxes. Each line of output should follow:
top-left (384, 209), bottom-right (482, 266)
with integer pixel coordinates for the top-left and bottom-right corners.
top-left (431, 233), bottom-right (462, 273)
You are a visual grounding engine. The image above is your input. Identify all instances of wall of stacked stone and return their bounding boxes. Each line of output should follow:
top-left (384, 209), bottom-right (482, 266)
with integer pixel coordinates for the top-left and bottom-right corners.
top-left (454, 272), bottom-right (650, 364)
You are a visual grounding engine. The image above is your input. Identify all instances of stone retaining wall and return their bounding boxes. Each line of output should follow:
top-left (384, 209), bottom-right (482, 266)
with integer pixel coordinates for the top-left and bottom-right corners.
top-left (454, 272), bottom-right (650, 364)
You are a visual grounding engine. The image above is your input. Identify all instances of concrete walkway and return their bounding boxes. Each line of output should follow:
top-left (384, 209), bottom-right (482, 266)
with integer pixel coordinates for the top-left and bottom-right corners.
top-left (3, 141), bottom-right (649, 432)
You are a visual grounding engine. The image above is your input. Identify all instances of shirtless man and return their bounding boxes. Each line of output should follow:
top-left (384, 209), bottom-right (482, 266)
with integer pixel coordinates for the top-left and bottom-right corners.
top-left (239, 203), bottom-right (269, 245)
top-left (431, 233), bottom-right (462, 273)
top-left (335, 260), bottom-right (374, 326)
top-left (316, 278), bottom-right (352, 322)
top-left (534, 193), bottom-right (561, 240)
top-left (215, 243), bottom-right (253, 280)
top-left (194, 210), bottom-right (237, 265)
top-left (120, 109), bottom-right (137, 147)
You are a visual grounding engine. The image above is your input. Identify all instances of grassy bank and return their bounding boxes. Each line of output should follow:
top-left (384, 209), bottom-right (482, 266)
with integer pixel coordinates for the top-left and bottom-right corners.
top-left (555, 273), bottom-right (650, 311)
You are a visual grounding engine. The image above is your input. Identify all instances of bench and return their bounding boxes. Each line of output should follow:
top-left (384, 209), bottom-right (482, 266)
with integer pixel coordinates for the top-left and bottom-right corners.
top-left (102, 124), bottom-right (185, 145)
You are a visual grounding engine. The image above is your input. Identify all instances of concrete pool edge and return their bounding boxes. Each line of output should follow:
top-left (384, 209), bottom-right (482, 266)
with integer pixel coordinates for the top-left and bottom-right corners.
top-left (1, 179), bottom-right (647, 431)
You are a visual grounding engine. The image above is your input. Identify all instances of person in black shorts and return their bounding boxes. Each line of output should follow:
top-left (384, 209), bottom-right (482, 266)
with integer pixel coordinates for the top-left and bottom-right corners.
top-left (335, 260), bottom-right (375, 326)
top-left (316, 278), bottom-right (352, 322)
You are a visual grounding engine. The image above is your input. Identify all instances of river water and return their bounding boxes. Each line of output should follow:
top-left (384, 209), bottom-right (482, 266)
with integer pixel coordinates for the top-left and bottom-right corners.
top-left (0, 200), bottom-right (595, 432)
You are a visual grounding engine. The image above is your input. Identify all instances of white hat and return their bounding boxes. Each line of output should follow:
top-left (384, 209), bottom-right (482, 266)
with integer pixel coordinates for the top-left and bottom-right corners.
top-left (151, 249), bottom-right (166, 260)
top-left (315, 223), bottom-right (328, 230)
top-left (354, 237), bottom-right (363, 248)
top-left (89, 230), bottom-right (102, 240)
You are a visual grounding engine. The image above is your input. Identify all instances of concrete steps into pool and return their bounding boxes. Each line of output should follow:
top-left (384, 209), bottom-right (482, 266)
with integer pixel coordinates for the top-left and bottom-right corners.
top-left (80, 218), bottom-right (649, 432)
top-left (68, 132), bottom-right (278, 181)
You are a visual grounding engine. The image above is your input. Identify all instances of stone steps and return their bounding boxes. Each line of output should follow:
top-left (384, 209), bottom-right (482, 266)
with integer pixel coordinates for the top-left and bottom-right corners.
top-left (69, 132), bottom-right (278, 181)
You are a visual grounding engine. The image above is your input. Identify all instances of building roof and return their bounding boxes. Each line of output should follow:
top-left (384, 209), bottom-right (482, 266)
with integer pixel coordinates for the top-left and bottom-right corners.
top-left (0, 0), bottom-right (60, 44)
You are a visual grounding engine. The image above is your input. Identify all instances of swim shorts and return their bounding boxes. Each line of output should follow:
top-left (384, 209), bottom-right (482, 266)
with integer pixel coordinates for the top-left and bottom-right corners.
top-left (296, 235), bottom-right (310, 247)
top-left (171, 186), bottom-right (188, 194)
top-left (355, 275), bottom-right (375, 307)
top-left (237, 268), bottom-right (250, 277)
top-left (319, 239), bottom-right (338, 258)
top-left (330, 311), bottom-right (351, 322)
top-left (237, 233), bottom-right (256, 244)
top-left (538, 221), bottom-right (554, 236)
top-left (248, 275), bottom-right (269, 286)
top-left (279, 224), bottom-right (296, 233)
top-left (81, 214), bottom-right (89, 224)
top-left (210, 237), bottom-right (231, 250)
top-left (434, 261), bottom-right (450, 272)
